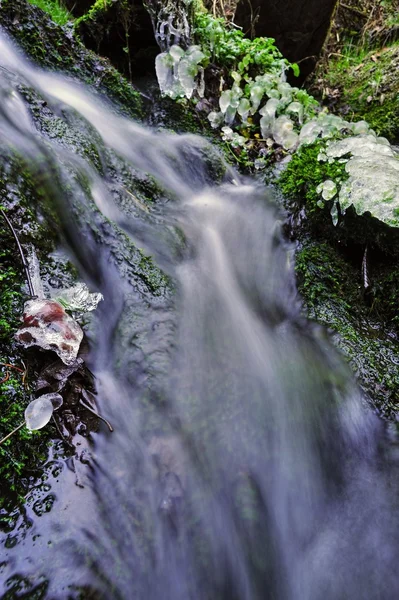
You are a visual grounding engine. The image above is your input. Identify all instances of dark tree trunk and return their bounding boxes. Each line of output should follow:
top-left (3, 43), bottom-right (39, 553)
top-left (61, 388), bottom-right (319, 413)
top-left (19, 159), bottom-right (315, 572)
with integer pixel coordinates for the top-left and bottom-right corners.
top-left (234, 0), bottom-right (338, 80)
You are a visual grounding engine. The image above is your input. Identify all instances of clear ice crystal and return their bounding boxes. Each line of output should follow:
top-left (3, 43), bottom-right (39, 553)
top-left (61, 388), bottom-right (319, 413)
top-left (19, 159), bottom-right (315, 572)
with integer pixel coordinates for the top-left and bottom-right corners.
top-left (25, 396), bottom-right (54, 431)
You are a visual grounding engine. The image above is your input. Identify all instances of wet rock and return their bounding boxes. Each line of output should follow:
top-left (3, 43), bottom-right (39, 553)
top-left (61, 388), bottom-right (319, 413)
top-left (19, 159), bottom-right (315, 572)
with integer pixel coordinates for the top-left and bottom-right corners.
top-left (0, 0), bottom-right (144, 119)
top-left (75, 0), bottom-right (159, 80)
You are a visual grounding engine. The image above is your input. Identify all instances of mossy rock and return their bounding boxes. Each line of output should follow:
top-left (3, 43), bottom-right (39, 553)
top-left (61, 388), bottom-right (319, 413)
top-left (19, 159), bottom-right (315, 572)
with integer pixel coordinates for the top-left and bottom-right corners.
top-left (0, 0), bottom-right (144, 119)
top-left (74, 0), bottom-right (158, 79)
top-left (295, 237), bottom-right (399, 420)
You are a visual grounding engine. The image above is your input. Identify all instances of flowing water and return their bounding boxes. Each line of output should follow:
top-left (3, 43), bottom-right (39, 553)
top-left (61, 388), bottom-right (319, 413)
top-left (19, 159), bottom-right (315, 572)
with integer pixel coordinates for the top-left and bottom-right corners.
top-left (1, 30), bottom-right (399, 600)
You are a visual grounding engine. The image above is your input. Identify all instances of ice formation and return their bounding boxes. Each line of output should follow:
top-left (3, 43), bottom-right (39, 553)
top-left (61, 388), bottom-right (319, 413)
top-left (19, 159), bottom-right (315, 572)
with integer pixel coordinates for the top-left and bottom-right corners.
top-left (24, 395), bottom-right (54, 431)
top-left (16, 299), bottom-right (84, 366)
top-left (53, 282), bottom-right (103, 313)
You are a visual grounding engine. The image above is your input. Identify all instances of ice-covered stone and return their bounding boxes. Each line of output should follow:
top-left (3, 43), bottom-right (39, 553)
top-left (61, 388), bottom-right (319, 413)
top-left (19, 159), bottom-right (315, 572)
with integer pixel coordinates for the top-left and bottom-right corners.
top-left (320, 135), bottom-right (399, 226)
top-left (16, 299), bottom-right (83, 366)
top-left (25, 396), bottom-right (54, 431)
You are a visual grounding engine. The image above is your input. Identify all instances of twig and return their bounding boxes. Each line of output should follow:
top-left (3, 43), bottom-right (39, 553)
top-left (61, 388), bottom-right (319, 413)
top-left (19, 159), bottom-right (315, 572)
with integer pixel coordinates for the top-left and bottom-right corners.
top-left (79, 398), bottom-right (114, 432)
top-left (1, 210), bottom-right (35, 296)
top-left (0, 422), bottom-right (24, 445)
top-left (0, 371), bottom-right (10, 384)
top-left (0, 362), bottom-right (24, 373)
top-left (340, 3), bottom-right (369, 19)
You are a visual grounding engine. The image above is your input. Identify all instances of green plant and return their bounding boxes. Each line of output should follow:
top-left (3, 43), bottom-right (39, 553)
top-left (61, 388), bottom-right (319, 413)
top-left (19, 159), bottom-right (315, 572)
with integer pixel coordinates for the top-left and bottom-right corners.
top-left (27, 0), bottom-right (72, 26)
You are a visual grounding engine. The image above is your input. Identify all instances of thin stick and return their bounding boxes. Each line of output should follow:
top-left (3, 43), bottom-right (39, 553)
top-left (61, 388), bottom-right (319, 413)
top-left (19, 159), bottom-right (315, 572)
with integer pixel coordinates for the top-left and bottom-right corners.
top-left (79, 398), bottom-right (114, 432)
top-left (1, 209), bottom-right (35, 297)
top-left (0, 422), bottom-right (24, 445)
top-left (0, 362), bottom-right (24, 373)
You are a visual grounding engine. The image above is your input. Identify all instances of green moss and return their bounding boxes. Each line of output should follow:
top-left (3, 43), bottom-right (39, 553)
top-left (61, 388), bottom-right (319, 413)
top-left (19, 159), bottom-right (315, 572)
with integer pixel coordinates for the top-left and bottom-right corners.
top-left (137, 250), bottom-right (170, 295)
top-left (27, 0), bottom-right (72, 25)
top-left (277, 142), bottom-right (348, 210)
top-left (76, 0), bottom-right (113, 24)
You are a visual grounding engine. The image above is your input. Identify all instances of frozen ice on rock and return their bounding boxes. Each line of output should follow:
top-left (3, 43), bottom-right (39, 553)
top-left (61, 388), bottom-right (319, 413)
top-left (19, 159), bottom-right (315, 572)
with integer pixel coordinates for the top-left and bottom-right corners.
top-left (250, 85), bottom-right (264, 112)
top-left (299, 121), bottom-right (323, 145)
top-left (326, 135), bottom-right (394, 160)
top-left (25, 396), bottom-right (54, 431)
top-left (272, 116), bottom-right (298, 150)
top-left (319, 135), bottom-right (399, 225)
top-left (53, 282), bottom-right (103, 312)
top-left (208, 111), bottom-right (224, 128)
top-left (16, 299), bottom-right (84, 366)
top-left (316, 180), bottom-right (337, 201)
top-left (286, 101), bottom-right (304, 124)
top-left (238, 98), bottom-right (251, 122)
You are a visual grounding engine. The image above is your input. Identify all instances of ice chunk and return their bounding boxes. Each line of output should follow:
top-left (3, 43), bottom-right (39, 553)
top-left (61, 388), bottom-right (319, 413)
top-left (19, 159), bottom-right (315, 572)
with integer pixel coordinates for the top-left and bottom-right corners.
top-left (259, 97), bottom-right (279, 119)
top-left (25, 396), bottom-right (54, 431)
top-left (316, 180), bottom-right (338, 201)
top-left (208, 111), bottom-right (224, 128)
top-left (53, 282), bottom-right (103, 312)
top-left (237, 98), bottom-right (251, 122)
top-left (250, 85), bottom-right (264, 113)
top-left (272, 115), bottom-right (297, 150)
top-left (16, 299), bottom-right (84, 366)
top-left (299, 120), bottom-right (322, 145)
top-left (277, 82), bottom-right (293, 106)
top-left (286, 101), bottom-right (304, 125)
top-left (27, 246), bottom-right (45, 299)
top-left (178, 58), bottom-right (196, 99)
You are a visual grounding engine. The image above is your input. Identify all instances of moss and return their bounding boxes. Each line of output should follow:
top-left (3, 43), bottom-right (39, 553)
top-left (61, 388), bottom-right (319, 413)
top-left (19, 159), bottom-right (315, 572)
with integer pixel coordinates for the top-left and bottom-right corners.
top-left (137, 250), bottom-right (171, 295)
top-left (277, 141), bottom-right (348, 211)
top-left (27, 0), bottom-right (72, 26)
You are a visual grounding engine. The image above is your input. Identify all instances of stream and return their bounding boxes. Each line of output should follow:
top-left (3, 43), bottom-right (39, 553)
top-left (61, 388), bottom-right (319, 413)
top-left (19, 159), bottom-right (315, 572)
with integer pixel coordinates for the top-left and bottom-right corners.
top-left (0, 29), bottom-right (399, 600)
